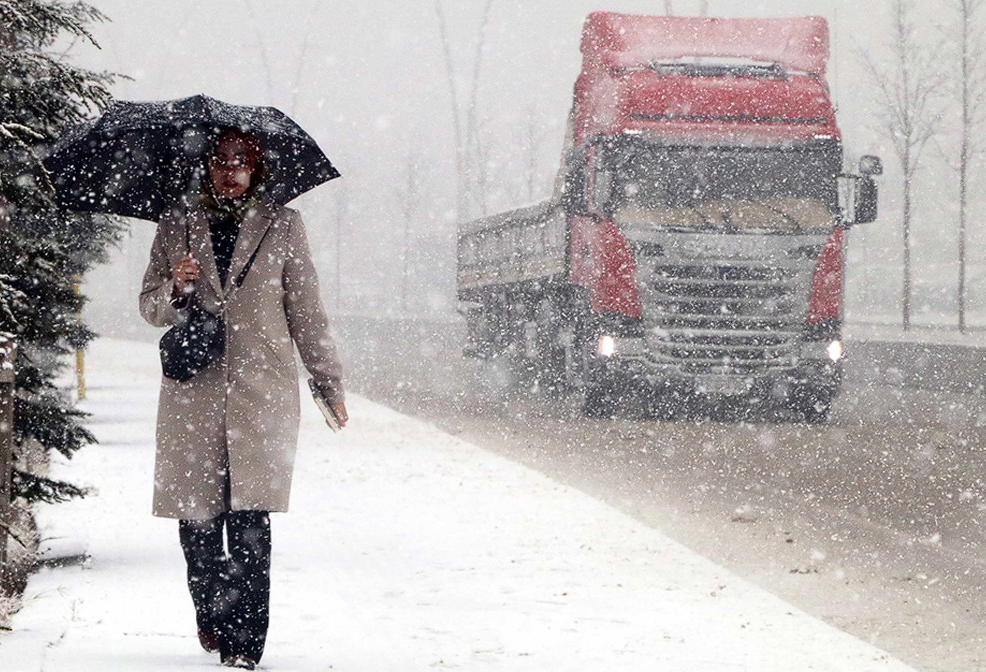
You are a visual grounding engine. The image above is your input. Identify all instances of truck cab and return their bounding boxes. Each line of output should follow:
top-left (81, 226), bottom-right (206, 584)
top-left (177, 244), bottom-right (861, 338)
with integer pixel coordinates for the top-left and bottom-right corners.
top-left (457, 13), bottom-right (881, 421)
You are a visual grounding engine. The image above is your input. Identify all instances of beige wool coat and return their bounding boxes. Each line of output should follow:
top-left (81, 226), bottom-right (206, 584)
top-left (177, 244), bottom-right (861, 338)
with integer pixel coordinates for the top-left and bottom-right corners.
top-left (139, 199), bottom-right (344, 520)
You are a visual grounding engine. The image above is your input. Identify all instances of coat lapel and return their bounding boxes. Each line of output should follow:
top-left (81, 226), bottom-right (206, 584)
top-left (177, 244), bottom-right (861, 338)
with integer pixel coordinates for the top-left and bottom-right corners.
top-left (186, 209), bottom-right (223, 298)
top-left (224, 201), bottom-right (275, 298)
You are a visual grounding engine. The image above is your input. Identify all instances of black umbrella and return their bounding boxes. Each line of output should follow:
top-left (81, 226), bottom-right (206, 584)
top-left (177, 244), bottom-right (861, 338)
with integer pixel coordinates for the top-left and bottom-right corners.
top-left (43, 94), bottom-right (341, 222)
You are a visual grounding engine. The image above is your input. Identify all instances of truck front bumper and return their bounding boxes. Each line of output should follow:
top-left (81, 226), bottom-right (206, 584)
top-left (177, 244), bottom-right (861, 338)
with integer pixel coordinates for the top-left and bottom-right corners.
top-left (587, 336), bottom-right (843, 401)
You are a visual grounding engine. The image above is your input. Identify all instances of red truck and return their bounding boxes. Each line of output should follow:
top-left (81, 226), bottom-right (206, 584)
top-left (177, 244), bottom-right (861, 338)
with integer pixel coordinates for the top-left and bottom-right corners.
top-left (457, 13), bottom-right (881, 421)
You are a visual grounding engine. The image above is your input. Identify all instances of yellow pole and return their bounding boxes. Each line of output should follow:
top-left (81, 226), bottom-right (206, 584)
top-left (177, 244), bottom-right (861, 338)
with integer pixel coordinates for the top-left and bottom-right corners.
top-left (74, 279), bottom-right (85, 401)
top-left (76, 345), bottom-right (86, 401)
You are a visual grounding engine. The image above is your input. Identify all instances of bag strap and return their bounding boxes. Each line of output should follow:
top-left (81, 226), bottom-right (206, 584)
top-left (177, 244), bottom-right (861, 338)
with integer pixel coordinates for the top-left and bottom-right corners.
top-left (232, 223), bottom-right (273, 289)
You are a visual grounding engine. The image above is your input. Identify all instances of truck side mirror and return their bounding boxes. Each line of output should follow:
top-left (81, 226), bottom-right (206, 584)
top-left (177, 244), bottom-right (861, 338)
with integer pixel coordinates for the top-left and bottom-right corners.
top-left (855, 176), bottom-right (878, 223)
top-left (859, 155), bottom-right (883, 176)
top-left (838, 174), bottom-right (879, 225)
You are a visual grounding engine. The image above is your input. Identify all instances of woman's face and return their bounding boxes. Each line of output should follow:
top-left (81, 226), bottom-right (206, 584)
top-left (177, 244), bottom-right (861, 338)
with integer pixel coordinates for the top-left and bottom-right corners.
top-left (209, 135), bottom-right (259, 200)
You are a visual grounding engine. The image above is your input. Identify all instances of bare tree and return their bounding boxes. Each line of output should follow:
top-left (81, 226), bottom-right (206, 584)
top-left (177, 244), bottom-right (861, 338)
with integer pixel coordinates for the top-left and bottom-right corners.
top-left (241, 0), bottom-right (320, 114)
top-left (465, 0), bottom-right (494, 216)
top-left (287, 4), bottom-right (320, 117)
top-left (434, 0), bottom-right (465, 223)
top-left (434, 0), bottom-right (494, 223)
top-left (241, 0), bottom-right (275, 99)
top-left (949, 0), bottom-right (986, 331)
top-left (861, 0), bottom-right (945, 330)
top-left (331, 184), bottom-right (350, 311)
top-left (522, 110), bottom-right (552, 203)
top-left (396, 153), bottom-right (427, 313)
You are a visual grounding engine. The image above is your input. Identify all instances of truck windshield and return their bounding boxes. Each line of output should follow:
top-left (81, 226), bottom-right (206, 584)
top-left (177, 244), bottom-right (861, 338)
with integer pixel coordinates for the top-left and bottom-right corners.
top-left (606, 142), bottom-right (842, 230)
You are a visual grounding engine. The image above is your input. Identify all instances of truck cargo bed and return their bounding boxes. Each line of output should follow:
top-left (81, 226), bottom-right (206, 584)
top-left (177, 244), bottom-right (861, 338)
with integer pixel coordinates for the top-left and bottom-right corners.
top-left (457, 201), bottom-right (568, 299)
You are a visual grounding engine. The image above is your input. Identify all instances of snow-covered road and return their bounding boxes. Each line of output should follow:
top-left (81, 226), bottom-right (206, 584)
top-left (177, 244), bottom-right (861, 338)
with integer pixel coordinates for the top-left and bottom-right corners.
top-left (2, 339), bottom-right (915, 671)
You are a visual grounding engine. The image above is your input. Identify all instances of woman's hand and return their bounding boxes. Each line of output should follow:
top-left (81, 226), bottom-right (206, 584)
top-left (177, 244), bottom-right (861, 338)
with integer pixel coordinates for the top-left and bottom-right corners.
top-left (172, 255), bottom-right (200, 295)
top-left (331, 402), bottom-right (348, 428)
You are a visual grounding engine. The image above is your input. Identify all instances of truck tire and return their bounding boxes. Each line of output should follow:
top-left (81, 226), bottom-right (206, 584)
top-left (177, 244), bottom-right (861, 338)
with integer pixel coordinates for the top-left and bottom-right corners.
top-left (791, 387), bottom-right (835, 423)
top-left (574, 308), bottom-right (614, 417)
top-left (583, 381), bottom-right (619, 418)
top-left (533, 298), bottom-right (566, 389)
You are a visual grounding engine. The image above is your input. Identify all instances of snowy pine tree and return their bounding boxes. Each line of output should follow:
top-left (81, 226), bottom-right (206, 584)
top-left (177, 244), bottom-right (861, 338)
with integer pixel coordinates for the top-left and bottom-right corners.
top-left (0, 0), bottom-right (121, 504)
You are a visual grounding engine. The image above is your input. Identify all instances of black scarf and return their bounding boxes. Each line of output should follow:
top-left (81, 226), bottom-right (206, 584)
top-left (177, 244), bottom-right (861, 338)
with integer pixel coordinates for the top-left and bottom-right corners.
top-left (207, 210), bottom-right (240, 288)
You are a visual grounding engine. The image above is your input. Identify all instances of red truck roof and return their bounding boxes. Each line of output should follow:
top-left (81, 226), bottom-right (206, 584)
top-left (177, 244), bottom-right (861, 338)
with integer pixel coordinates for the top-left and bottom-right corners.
top-left (573, 13), bottom-right (839, 146)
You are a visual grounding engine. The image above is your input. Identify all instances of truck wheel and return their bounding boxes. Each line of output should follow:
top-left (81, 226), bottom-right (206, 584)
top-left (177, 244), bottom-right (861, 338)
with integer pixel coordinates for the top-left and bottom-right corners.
top-left (533, 299), bottom-right (566, 389)
top-left (792, 388), bottom-right (835, 423)
top-left (583, 382), bottom-right (619, 418)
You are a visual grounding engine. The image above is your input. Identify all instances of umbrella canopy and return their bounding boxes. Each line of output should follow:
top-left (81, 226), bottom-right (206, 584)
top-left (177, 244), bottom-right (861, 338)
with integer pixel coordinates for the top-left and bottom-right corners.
top-left (43, 94), bottom-right (341, 222)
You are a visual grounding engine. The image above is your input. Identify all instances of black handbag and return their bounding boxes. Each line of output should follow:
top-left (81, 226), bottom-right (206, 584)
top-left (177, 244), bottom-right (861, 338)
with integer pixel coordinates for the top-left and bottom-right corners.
top-left (159, 220), bottom-right (271, 382)
top-left (159, 298), bottom-right (226, 382)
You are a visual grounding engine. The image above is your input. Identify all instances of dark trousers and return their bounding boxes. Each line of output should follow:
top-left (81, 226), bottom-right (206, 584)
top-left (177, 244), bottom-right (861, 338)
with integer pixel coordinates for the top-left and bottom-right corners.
top-left (178, 511), bottom-right (271, 663)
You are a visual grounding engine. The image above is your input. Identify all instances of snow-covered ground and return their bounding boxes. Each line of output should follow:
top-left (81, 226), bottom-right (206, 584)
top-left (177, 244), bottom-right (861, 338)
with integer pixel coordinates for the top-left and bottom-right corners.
top-left (2, 339), bottom-right (917, 672)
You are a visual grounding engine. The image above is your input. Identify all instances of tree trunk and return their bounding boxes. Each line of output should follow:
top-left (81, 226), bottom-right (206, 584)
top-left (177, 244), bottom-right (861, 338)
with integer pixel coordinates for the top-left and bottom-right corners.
top-left (526, 114), bottom-right (538, 203)
top-left (958, 0), bottom-right (971, 332)
top-left (0, 338), bottom-right (15, 571)
top-left (465, 0), bottom-right (494, 217)
top-left (959, 137), bottom-right (967, 331)
top-left (400, 162), bottom-right (417, 314)
top-left (242, 0), bottom-right (276, 100)
top-left (434, 0), bottom-right (466, 223)
top-left (903, 174), bottom-right (912, 330)
top-left (401, 215), bottom-right (411, 313)
top-left (435, 0), bottom-right (494, 222)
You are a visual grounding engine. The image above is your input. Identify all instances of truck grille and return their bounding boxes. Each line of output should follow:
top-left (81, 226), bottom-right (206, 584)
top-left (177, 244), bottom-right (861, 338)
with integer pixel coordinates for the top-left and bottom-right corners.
top-left (633, 235), bottom-right (821, 375)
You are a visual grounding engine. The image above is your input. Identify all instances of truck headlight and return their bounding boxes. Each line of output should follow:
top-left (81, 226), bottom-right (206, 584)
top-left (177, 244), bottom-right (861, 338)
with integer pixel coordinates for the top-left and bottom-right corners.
top-left (826, 340), bottom-right (844, 362)
top-left (598, 335), bottom-right (616, 357)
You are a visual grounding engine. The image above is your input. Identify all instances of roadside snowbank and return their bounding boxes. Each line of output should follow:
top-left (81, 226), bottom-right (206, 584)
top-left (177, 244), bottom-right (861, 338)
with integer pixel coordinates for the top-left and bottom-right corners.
top-left (2, 339), bottom-right (915, 671)
top-left (845, 322), bottom-right (986, 348)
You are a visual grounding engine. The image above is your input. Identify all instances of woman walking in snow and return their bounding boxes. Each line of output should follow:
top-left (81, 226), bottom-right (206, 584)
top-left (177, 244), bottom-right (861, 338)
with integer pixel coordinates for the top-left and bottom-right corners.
top-left (139, 127), bottom-right (347, 670)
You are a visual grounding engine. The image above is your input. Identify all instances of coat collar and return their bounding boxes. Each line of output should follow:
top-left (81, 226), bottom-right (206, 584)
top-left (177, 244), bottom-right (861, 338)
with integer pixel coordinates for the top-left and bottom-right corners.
top-left (225, 200), bottom-right (276, 298)
top-left (183, 199), bottom-right (277, 300)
